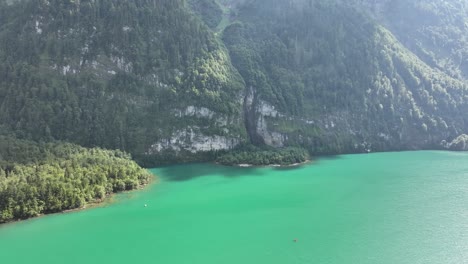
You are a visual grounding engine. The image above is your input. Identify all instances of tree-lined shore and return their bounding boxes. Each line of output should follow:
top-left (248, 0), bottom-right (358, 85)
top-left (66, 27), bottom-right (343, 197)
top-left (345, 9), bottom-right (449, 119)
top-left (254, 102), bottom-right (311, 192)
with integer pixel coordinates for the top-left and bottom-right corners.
top-left (0, 136), bottom-right (151, 223)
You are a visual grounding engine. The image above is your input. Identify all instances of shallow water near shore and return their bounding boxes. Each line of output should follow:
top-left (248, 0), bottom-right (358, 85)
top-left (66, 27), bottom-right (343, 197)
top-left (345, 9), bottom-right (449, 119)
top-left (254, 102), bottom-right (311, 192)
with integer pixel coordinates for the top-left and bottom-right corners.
top-left (1, 151), bottom-right (468, 264)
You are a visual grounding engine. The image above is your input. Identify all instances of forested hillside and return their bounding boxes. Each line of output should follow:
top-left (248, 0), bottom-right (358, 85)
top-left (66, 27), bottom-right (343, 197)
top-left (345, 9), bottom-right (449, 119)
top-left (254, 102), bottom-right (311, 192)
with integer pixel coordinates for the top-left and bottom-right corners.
top-left (222, 0), bottom-right (468, 154)
top-left (188, 0), bottom-right (223, 29)
top-left (357, 0), bottom-right (468, 81)
top-left (0, 0), bottom-right (246, 166)
top-left (0, 0), bottom-right (467, 164)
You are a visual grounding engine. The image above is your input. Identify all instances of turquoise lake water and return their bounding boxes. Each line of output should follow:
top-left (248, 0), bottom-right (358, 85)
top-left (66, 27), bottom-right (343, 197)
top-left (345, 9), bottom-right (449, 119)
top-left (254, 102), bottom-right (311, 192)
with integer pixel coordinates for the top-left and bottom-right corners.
top-left (1, 151), bottom-right (467, 263)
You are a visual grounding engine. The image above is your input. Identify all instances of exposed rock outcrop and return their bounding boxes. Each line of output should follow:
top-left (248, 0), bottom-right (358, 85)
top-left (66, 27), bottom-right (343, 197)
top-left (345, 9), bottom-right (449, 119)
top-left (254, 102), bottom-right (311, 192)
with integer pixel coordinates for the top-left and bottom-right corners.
top-left (448, 134), bottom-right (468, 151)
top-left (148, 127), bottom-right (241, 154)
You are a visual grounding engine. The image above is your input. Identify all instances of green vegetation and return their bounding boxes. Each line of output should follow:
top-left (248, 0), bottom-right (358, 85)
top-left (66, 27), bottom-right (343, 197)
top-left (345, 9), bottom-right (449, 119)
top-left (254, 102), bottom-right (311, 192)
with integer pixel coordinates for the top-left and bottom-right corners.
top-left (0, 136), bottom-right (151, 223)
top-left (223, 0), bottom-right (468, 153)
top-left (0, 0), bottom-right (468, 166)
top-left (216, 145), bottom-right (309, 166)
top-left (188, 0), bottom-right (223, 29)
top-left (0, 0), bottom-right (246, 164)
top-left (361, 0), bottom-right (468, 81)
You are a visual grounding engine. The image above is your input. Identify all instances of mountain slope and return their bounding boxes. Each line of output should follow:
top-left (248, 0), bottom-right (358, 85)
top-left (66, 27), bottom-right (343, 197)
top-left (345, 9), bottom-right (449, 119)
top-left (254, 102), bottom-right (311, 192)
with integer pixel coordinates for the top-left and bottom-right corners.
top-left (222, 0), bottom-right (468, 154)
top-left (0, 0), bottom-right (246, 165)
top-left (0, 0), bottom-right (467, 163)
top-left (357, 0), bottom-right (468, 81)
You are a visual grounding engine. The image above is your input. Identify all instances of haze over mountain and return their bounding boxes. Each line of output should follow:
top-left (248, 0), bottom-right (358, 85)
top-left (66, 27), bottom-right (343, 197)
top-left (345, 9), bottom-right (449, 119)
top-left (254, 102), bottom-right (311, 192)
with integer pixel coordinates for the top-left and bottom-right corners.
top-left (0, 0), bottom-right (467, 165)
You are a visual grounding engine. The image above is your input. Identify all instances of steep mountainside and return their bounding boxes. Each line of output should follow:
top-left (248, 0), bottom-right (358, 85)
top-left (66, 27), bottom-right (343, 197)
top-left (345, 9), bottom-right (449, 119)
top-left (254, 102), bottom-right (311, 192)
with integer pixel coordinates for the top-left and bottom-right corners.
top-left (222, 0), bottom-right (468, 154)
top-left (357, 0), bottom-right (468, 81)
top-left (188, 0), bottom-right (223, 29)
top-left (0, 0), bottom-right (246, 165)
top-left (0, 0), bottom-right (467, 164)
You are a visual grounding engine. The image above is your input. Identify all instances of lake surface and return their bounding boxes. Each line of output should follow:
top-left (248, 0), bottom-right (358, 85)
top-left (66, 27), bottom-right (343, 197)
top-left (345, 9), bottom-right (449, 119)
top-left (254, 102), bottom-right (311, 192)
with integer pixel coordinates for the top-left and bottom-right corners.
top-left (1, 151), bottom-right (468, 264)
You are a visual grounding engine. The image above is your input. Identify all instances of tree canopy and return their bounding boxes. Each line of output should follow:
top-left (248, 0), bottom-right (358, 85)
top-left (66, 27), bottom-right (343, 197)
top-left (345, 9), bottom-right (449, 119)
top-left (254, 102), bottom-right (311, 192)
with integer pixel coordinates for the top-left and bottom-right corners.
top-left (0, 136), bottom-right (151, 223)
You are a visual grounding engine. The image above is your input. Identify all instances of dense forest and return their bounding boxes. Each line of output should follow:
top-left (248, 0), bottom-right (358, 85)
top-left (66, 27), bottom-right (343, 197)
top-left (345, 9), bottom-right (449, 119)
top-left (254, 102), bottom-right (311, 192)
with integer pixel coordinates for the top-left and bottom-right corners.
top-left (0, 135), bottom-right (151, 223)
top-left (0, 0), bottom-right (466, 163)
top-left (357, 0), bottom-right (468, 81)
top-left (222, 0), bottom-right (468, 154)
top-left (188, 0), bottom-right (223, 29)
top-left (0, 0), bottom-right (246, 166)
top-left (216, 145), bottom-right (309, 166)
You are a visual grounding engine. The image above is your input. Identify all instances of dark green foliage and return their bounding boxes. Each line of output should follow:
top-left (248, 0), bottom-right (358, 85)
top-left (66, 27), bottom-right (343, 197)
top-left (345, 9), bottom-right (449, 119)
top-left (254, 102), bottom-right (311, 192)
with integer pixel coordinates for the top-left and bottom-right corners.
top-left (216, 145), bottom-right (309, 166)
top-left (361, 0), bottom-right (468, 81)
top-left (223, 0), bottom-right (468, 153)
top-left (0, 136), bottom-right (151, 223)
top-left (0, 0), bottom-right (245, 162)
top-left (1, 0), bottom-right (468, 167)
top-left (188, 0), bottom-right (223, 29)
top-left (135, 149), bottom-right (220, 168)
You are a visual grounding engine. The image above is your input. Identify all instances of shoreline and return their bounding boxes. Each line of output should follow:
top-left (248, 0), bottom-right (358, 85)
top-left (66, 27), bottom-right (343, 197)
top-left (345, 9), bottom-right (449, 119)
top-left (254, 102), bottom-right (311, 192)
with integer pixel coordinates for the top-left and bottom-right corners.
top-left (0, 173), bottom-right (157, 226)
top-left (62, 179), bottom-right (155, 213)
top-left (229, 160), bottom-right (311, 168)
